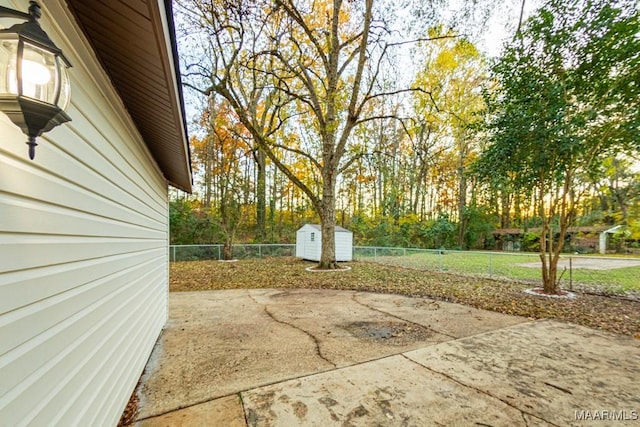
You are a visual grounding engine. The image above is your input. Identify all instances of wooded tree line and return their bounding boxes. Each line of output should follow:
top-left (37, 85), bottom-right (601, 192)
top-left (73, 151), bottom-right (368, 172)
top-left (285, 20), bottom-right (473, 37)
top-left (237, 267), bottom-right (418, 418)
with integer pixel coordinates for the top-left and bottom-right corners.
top-left (172, 0), bottom-right (639, 286)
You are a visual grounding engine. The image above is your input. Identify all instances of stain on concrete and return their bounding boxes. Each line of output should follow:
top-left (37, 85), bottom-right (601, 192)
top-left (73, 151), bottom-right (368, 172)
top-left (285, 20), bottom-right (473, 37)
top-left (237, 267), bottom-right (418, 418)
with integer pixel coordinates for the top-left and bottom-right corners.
top-left (318, 396), bottom-right (340, 421)
top-left (244, 390), bottom-right (277, 426)
top-left (341, 320), bottom-right (433, 345)
top-left (242, 354), bottom-right (531, 426)
top-left (318, 396), bottom-right (338, 407)
top-left (245, 408), bottom-right (259, 427)
top-left (268, 290), bottom-right (293, 298)
top-left (291, 401), bottom-right (307, 420)
top-left (343, 404), bottom-right (369, 427)
top-left (404, 320), bottom-right (640, 426)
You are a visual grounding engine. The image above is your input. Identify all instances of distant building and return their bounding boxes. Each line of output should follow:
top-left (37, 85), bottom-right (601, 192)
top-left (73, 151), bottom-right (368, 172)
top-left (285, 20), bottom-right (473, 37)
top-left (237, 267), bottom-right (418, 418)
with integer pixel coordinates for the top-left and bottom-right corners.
top-left (492, 226), bottom-right (622, 254)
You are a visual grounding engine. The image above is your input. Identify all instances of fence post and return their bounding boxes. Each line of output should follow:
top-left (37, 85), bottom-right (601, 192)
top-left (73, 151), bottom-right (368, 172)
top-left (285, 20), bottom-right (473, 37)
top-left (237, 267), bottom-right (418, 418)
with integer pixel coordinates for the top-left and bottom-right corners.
top-left (569, 257), bottom-right (573, 290)
top-left (259, 244), bottom-right (262, 258)
top-left (217, 245), bottom-right (221, 260)
top-left (374, 247), bottom-right (377, 258)
top-left (489, 253), bottom-right (493, 278)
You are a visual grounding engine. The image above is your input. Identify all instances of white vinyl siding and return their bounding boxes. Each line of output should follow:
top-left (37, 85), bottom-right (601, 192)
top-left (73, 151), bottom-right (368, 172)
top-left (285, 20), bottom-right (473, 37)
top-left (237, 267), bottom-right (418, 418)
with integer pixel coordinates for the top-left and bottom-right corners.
top-left (335, 233), bottom-right (354, 262)
top-left (0, 1), bottom-right (169, 425)
top-left (295, 224), bottom-right (353, 262)
top-left (305, 231), bottom-right (322, 262)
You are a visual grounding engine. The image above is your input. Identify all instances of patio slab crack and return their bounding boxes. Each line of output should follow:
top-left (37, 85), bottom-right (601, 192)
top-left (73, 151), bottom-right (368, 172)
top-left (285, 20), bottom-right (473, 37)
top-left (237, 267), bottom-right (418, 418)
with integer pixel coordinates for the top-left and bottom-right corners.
top-left (255, 301), bottom-right (336, 369)
top-left (245, 290), bottom-right (335, 368)
top-left (352, 293), bottom-right (457, 340)
top-left (401, 354), bottom-right (560, 427)
top-left (245, 290), bottom-right (262, 306)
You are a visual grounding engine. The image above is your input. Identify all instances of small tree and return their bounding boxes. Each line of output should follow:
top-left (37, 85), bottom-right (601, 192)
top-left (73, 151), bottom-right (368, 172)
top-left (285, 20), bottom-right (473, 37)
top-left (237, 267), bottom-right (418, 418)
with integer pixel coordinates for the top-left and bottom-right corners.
top-left (476, 0), bottom-right (639, 293)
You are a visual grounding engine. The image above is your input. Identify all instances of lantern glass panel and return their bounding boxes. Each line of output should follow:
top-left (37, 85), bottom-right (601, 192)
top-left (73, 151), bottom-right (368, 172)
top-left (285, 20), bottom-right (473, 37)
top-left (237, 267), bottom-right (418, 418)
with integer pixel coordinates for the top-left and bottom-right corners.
top-left (0, 39), bottom-right (19, 96)
top-left (57, 57), bottom-right (70, 110)
top-left (21, 42), bottom-right (56, 104)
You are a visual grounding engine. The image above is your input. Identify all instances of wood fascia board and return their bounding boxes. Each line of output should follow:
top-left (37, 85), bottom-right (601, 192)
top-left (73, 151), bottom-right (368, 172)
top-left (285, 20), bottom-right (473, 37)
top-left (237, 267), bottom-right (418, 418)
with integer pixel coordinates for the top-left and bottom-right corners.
top-left (148, 0), bottom-right (192, 192)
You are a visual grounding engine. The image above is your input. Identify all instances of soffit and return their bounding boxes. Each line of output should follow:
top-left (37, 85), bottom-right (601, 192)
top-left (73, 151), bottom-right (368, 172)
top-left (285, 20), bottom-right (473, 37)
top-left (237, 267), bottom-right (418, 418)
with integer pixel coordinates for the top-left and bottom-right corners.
top-left (65, 0), bottom-right (192, 192)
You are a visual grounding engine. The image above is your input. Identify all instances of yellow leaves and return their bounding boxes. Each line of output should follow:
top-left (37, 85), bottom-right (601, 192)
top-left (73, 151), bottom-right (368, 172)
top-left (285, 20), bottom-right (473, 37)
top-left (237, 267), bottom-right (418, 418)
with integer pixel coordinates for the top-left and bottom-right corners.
top-left (398, 213), bottom-right (420, 227)
top-left (190, 135), bottom-right (207, 151)
top-left (356, 174), bottom-right (375, 184)
top-left (302, 0), bottom-right (357, 41)
top-left (427, 24), bottom-right (454, 40)
top-left (410, 28), bottom-right (486, 193)
top-left (435, 50), bottom-right (458, 72)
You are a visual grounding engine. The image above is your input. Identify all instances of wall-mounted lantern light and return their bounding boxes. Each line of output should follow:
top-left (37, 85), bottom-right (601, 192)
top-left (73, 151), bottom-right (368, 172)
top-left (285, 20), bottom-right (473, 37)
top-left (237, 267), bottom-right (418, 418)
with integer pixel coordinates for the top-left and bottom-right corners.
top-left (0, 1), bottom-right (71, 160)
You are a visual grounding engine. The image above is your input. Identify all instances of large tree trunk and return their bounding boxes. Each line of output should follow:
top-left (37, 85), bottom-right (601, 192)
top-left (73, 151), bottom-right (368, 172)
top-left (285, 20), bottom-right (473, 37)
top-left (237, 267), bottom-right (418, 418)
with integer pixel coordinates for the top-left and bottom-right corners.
top-left (269, 166), bottom-right (277, 241)
top-left (319, 210), bottom-right (337, 269)
top-left (318, 167), bottom-right (338, 269)
top-left (189, 0), bottom-right (376, 260)
top-left (222, 240), bottom-right (233, 260)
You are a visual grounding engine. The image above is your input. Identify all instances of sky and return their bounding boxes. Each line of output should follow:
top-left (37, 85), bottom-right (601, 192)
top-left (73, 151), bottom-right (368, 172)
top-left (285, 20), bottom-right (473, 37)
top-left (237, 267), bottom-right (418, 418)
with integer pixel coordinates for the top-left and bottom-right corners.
top-left (477, 0), bottom-right (543, 57)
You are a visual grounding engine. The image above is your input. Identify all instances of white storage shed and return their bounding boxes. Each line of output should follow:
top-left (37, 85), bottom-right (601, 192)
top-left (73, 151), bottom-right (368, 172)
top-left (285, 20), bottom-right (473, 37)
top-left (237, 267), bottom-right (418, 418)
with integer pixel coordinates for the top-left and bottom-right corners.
top-left (296, 224), bottom-right (353, 262)
top-left (0, 1), bottom-right (191, 425)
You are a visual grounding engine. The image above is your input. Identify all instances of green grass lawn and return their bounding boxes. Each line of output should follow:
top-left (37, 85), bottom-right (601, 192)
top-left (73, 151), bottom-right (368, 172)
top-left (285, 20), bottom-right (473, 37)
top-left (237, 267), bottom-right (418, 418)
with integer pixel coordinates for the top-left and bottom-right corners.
top-left (359, 250), bottom-right (640, 295)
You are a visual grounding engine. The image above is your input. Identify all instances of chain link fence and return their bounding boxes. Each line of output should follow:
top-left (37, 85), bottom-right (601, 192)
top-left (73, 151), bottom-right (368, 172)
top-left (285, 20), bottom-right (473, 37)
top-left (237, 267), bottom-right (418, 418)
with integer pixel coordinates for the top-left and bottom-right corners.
top-left (169, 244), bottom-right (640, 298)
top-left (170, 244), bottom-right (296, 262)
top-left (355, 246), bottom-right (640, 298)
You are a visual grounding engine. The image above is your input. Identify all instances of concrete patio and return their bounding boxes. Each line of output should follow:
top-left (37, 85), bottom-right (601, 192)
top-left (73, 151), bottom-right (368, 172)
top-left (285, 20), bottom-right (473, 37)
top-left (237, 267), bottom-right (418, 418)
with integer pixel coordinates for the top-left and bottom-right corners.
top-left (130, 289), bottom-right (640, 426)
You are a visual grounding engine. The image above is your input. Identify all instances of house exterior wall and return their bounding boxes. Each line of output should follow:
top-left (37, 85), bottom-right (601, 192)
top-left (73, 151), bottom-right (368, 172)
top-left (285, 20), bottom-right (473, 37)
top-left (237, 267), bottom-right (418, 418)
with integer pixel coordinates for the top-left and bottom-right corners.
top-left (0, 1), bottom-right (169, 425)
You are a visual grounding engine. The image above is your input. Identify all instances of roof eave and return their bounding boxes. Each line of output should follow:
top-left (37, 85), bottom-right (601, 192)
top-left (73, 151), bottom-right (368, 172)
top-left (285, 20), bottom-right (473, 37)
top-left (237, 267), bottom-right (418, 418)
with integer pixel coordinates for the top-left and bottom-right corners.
top-left (65, 0), bottom-right (192, 193)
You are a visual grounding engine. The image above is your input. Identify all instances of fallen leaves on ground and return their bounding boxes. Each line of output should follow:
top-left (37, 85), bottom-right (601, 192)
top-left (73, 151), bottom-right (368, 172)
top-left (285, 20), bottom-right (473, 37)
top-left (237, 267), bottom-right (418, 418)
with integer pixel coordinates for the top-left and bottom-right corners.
top-left (117, 379), bottom-right (140, 427)
top-left (170, 257), bottom-right (640, 337)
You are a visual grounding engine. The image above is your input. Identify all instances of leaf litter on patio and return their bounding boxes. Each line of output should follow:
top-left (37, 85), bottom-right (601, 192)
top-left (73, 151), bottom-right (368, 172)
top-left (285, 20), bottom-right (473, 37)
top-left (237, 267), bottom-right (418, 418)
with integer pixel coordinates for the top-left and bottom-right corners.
top-left (170, 257), bottom-right (640, 337)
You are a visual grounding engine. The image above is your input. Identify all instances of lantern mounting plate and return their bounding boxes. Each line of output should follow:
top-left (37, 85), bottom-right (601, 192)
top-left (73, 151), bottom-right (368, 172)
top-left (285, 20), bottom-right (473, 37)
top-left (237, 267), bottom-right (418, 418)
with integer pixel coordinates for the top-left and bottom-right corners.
top-left (0, 6), bottom-right (31, 21)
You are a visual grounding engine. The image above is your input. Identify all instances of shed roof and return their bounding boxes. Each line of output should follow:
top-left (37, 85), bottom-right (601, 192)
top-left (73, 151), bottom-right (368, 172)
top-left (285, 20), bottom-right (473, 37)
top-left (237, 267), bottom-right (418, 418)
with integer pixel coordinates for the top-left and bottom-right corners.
top-left (300, 224), bottom-right (352, 233)
top-left (65, 0), bottom-right (192, 192)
